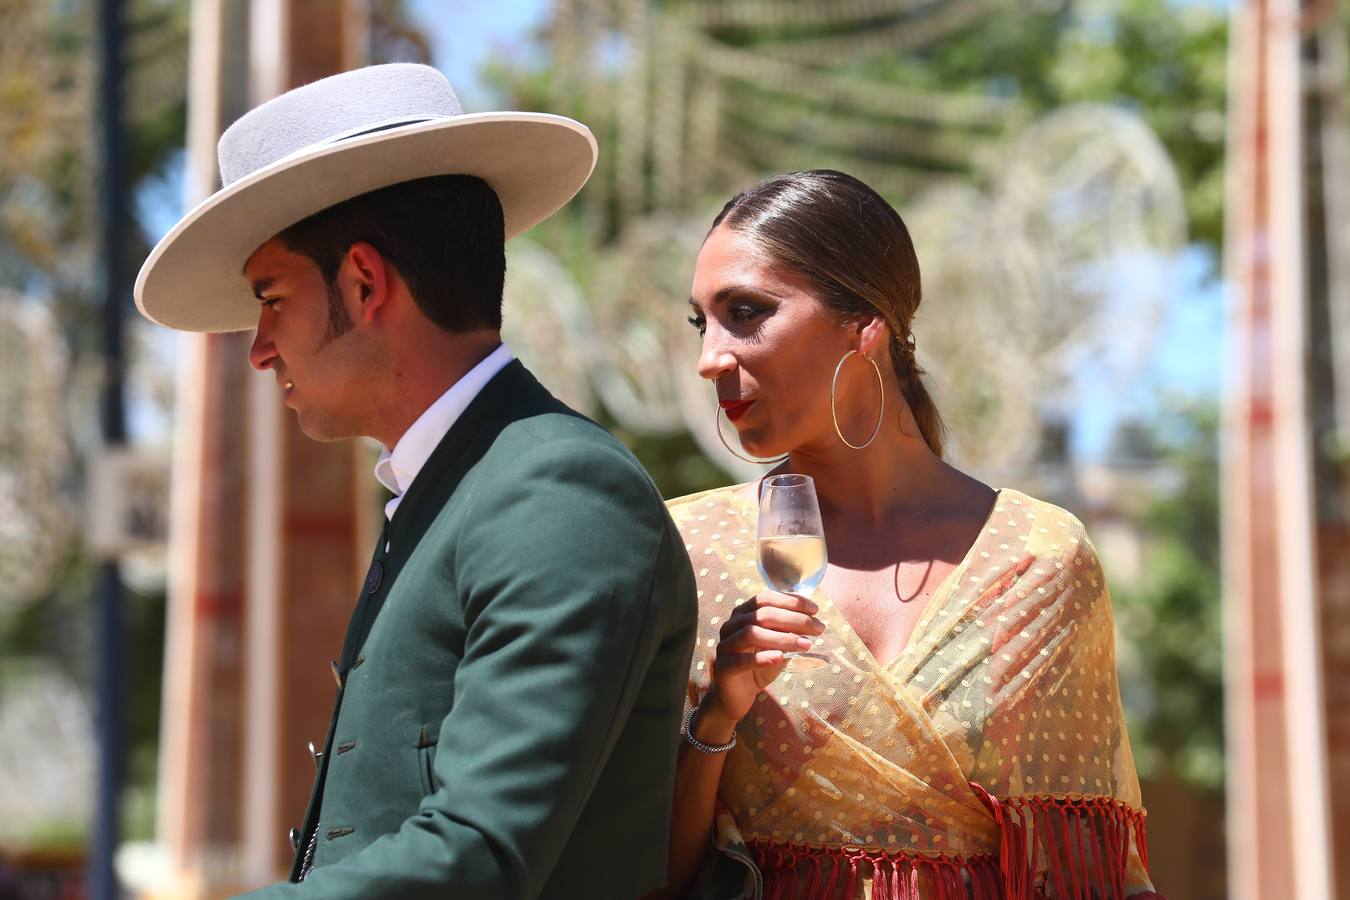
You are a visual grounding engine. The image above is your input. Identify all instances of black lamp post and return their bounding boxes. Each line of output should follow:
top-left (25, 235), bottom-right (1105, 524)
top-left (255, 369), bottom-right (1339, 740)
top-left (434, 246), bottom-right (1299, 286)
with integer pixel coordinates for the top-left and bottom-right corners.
top-left (93, 0), bottom-right (127, 896)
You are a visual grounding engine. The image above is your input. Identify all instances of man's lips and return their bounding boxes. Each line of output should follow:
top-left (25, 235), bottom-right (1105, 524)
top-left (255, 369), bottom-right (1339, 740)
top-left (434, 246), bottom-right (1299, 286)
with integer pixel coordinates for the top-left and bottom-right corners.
top-left (719, 398), bottom-right (754, 422)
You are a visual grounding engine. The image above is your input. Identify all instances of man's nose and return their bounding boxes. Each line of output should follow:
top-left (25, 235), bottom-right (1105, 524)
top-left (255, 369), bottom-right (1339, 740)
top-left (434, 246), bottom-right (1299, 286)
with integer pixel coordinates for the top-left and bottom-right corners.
top-left (249, 317), bottom-right (276, 372)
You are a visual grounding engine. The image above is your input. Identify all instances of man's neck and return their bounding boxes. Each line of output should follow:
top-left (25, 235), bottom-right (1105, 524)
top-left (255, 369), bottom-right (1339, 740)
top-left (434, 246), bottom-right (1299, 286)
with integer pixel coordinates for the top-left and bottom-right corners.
top-left (375, 329), bottom-right (503, 448)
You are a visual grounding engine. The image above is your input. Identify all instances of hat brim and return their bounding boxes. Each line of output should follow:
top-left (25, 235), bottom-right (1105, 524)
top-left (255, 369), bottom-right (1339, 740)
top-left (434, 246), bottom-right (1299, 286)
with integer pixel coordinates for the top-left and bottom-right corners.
top-left (135, 112), bottom-right (598, 333)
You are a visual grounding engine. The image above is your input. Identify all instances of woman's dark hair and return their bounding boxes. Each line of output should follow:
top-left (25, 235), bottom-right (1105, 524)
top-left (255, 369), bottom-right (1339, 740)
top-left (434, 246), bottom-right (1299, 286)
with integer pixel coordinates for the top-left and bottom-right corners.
top-left (277, 174), bottom-right (506, 333)
top-left (711, 169), bottom-right (946, 457)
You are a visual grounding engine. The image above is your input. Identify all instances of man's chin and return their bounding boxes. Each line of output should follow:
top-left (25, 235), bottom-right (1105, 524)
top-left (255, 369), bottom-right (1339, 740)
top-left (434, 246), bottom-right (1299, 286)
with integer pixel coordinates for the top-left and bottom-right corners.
top-left (294, 410), bottom-right (357, 443)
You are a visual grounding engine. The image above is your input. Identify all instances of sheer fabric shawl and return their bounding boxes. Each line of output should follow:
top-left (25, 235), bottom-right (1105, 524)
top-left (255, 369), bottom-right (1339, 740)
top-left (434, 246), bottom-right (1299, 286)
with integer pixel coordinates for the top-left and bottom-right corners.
top-left (668, 486), bottom-right (1159, 900)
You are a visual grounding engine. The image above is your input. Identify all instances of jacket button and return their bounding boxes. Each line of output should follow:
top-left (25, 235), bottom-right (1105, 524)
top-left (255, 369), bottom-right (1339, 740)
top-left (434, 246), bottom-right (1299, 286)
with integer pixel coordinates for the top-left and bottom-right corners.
top-left (289, 827), bottom-right (300, 849)
top-left (364, 560), bottom-right (384, 594)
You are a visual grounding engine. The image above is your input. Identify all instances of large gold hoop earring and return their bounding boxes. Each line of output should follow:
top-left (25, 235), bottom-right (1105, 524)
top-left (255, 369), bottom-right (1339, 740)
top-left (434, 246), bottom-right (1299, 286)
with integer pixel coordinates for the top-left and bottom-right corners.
top-left (831, 350), bottom-right (885, 451)
top-left (715, 407), bottom-right (788, 465)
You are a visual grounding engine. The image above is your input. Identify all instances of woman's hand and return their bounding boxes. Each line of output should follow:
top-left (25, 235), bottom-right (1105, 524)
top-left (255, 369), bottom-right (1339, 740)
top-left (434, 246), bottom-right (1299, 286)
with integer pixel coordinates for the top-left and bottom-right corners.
top-left (655, 594), bottom-right (824, 900)
top-left (699, 591), bottom-right (826, 728)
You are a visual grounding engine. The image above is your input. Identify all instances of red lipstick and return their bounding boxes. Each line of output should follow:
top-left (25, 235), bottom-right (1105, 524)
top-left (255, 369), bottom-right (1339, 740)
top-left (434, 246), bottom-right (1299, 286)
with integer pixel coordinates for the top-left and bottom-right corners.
top-left (719, 398), bottom-right (753, 422)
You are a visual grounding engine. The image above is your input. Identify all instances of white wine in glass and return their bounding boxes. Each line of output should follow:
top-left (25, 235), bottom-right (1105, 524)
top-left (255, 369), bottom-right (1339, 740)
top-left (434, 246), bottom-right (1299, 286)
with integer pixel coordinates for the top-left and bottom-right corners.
top-left (757, 474), bottom-right (829, 671)
top-left (757, 535), bottom-right (827, 595)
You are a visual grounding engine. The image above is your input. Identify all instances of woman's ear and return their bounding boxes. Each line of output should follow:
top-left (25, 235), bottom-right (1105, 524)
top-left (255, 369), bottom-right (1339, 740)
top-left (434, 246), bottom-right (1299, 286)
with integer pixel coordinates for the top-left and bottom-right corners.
top-left (856, 316), bottom-right (890, 356)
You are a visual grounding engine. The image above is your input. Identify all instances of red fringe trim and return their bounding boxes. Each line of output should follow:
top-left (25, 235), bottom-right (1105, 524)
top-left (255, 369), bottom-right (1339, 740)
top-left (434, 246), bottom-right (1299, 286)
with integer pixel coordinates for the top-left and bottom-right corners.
top-left (748, 792), bottom-right (1154, 900)
top-left (748, 840), bottom-right (1001, 900)
top-left (971, 785), bottom-right (1154, 900)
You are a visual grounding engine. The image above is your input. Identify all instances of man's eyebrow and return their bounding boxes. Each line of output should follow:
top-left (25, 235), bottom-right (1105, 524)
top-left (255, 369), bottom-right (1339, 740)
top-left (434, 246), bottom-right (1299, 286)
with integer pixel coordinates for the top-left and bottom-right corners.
top-left (250, 277), bottom-right (276, 299)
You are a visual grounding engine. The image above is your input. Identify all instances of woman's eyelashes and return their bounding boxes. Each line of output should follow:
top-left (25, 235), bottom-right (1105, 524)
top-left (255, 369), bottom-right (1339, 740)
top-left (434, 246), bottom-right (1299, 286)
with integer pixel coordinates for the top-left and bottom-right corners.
top-left (687, 302), bottom-right (767, 336)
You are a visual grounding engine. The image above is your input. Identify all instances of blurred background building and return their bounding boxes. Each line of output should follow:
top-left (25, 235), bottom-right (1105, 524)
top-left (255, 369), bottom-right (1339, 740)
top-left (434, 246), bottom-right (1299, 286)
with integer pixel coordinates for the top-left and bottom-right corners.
top-left (0, 0), bottom-right (1345, 897)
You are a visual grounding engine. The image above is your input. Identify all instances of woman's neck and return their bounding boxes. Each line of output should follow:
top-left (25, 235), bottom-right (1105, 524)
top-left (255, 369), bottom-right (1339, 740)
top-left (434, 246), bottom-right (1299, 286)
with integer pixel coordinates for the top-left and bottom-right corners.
top-left (778, 407), bottom-right (987, 530)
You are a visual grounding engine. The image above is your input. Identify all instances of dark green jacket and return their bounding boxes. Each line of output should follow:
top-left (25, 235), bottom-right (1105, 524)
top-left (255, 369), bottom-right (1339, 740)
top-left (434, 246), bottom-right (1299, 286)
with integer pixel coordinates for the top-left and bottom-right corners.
top-left (238, 361), bottom-right (697, 899)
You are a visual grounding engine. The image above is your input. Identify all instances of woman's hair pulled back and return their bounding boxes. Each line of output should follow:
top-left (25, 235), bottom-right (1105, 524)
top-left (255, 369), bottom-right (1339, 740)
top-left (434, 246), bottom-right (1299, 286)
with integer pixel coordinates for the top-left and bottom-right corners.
top-left (711, 169), bottom-right (946, 457)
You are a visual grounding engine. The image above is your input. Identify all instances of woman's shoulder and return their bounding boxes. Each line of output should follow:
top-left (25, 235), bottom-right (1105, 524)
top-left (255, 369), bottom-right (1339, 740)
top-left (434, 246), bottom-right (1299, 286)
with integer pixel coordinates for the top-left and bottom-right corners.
top-left (997, 488), bottom-right (1112, 601)
top-left (990, 487), bottom-right (1104, 573)
top-left (665, 482), bottom-right (756, 521)
top-left (995, 488), bottom-right (1092, 540)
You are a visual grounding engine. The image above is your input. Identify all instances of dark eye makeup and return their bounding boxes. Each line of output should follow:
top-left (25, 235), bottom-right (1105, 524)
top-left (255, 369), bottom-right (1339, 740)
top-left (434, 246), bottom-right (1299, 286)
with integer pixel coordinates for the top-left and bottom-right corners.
top-left (686, 296), bottom-right (771, 337)
top-left (729, 302), bottom-right (762, 323)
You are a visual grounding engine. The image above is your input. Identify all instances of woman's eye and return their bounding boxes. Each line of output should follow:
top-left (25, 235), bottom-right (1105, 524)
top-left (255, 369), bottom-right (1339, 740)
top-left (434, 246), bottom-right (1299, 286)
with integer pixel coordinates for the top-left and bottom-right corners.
top-left (729, 303), bottom-right (760, 323)
top-left (687, 314), bottom-right (706, 335)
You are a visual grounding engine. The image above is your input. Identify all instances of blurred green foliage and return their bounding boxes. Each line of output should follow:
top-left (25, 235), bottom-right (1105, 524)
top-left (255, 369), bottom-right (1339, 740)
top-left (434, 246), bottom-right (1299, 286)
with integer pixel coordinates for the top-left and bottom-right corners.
top-left (490, 0), bottom-right (1227, 257)
top-left (858, 0), bottom-right (1228, 247)
top-left (0, 0), bottom-right (188, 357)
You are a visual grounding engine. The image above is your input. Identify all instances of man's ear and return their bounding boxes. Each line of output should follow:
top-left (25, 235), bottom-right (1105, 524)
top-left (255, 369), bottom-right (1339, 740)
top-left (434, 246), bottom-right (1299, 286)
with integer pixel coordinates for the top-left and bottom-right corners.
top-left (340, 241), bottom-right (389, 323)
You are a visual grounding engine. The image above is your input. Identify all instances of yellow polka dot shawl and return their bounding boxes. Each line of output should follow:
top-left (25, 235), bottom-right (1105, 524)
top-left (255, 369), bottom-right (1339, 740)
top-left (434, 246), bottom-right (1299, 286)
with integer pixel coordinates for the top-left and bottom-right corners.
top-left (667, 486), bottom-right (1159, 900)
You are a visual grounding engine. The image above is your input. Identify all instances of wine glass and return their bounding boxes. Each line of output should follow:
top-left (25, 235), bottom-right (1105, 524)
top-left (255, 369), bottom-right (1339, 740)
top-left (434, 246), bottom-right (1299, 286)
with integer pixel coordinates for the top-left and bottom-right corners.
top-left (757, 474), bottom-right (829, 671)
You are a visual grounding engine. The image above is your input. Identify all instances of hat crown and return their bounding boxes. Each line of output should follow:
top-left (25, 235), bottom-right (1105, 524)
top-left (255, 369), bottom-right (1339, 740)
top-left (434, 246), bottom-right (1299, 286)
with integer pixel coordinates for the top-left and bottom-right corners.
top-left (217, 63), bottom-right (462, 187)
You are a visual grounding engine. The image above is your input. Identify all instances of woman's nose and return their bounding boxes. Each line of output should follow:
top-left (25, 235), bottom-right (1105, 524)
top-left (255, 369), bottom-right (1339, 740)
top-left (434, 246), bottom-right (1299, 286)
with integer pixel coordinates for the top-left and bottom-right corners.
top-left (696, 330), bottom-right (737, 382)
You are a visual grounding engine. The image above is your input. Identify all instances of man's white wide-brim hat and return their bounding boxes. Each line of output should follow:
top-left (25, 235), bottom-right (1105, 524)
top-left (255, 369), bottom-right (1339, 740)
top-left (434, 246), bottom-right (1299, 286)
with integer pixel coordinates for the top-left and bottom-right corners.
top-left (134, 64), bottom-right (597, 333)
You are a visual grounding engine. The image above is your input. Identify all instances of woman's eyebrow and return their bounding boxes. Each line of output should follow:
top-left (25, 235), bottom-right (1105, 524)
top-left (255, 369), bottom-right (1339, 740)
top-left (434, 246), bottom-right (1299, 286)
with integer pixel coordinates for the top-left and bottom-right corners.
top-left (708, 285), bottom-right (786, 305)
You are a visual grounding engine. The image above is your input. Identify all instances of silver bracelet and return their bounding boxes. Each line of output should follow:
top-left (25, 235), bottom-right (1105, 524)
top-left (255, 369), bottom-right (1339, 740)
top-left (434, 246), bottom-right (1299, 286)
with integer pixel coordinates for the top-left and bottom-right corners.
top-left (682, 707), bottom-right (737, 754)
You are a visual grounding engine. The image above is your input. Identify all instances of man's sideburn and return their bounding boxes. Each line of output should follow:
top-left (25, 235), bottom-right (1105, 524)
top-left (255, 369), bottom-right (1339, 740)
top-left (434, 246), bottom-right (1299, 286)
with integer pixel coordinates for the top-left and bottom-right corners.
top-left (317, 277), bottom-right (355, 350)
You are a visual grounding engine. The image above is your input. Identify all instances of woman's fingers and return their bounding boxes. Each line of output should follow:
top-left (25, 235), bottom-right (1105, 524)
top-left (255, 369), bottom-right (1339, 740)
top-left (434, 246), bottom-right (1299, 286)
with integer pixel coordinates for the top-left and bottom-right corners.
top-left (719, 624), bottom-right (814, 654)
top-left (729, 591), bottom-right (818, 618)
top-left (719, 605), bottom-right (826, 641)
top-left (712, 650), bottom-right (787, 678)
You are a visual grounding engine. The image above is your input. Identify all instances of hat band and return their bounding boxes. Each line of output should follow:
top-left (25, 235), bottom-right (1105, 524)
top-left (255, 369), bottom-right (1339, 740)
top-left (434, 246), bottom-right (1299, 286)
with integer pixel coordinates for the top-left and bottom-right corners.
top-left (326, 114), bottom-right (440, 144)
top-left (250, 114), bottom-right (444, 183)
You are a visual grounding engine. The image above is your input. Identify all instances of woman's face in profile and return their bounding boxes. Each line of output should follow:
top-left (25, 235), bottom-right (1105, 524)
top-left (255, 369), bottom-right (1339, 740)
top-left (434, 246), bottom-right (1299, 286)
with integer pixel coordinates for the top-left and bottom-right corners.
top-left (689, 223), bottom-right (857, 459)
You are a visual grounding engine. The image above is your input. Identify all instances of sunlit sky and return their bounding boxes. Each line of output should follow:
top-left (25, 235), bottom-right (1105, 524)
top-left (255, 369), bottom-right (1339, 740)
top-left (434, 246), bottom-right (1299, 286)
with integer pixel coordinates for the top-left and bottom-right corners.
top-left (410, 0), bottom-right (549, 105)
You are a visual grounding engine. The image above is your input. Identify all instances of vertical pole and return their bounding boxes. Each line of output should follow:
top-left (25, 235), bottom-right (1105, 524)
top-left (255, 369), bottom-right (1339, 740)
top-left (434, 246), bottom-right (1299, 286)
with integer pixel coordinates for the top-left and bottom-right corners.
top-left (1310, 13), bottom-right (1350, 896)
top-left (1224, 1), bottom-right (1336, 898)
top-left (239, 1), bottom-right (287, 886)
top-left (153, 2), bottom-right (253, 894)
top-left (93, 0), bottom-right (127, 896)
top-left (154, 0), bottom-right (221, 883)
top-left (1269, 3), bottom-right (1335, 896)
top-left (271, 1), bottom-right (369, 877)
top-left (1222, 2), bottom-right (1293, 897)
top-left (238, 2), bottom-right (372, 886)
top-left (93, 0), bottom-right (128, 895)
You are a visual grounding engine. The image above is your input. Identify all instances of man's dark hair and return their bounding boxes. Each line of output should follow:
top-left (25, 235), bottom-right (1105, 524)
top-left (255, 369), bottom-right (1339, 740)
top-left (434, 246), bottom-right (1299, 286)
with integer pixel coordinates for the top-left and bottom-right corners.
top-left (277, 174), bottom-right (506, 332)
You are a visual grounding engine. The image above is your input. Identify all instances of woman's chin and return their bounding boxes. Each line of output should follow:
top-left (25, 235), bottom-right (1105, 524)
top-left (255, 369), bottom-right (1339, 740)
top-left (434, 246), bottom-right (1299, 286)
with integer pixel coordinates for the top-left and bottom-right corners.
top-left (739, 436), bottom-right (787, 459)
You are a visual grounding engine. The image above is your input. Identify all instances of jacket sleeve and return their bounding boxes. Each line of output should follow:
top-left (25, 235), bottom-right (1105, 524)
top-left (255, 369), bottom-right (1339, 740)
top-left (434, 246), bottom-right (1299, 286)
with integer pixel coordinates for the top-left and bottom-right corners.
top-left (236, 438), bottom-right (694, 899)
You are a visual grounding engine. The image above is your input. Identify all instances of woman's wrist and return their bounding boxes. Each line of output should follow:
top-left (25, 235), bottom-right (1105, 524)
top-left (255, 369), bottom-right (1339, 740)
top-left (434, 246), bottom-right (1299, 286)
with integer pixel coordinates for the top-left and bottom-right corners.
top-left (693, 695), bottom-right (741, 745)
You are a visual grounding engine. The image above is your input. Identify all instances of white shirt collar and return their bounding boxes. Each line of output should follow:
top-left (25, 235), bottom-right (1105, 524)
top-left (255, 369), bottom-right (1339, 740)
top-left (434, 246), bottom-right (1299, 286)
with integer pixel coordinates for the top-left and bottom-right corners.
top-left (374, 342), bottom-right (514, 520)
